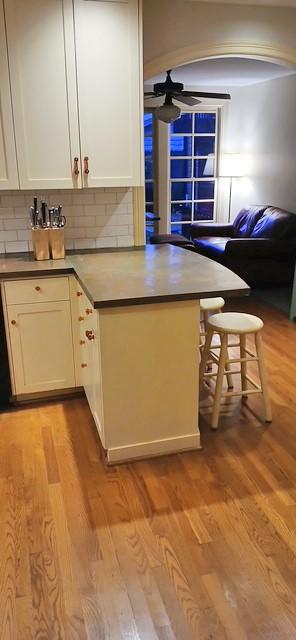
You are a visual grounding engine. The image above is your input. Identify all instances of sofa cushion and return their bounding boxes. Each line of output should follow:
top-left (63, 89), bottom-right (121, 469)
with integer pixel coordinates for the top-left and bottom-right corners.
top-left (193, 237), bottom-right (230, 261)
top-left (232, 206), bottom-right (268, 238)
top-left (251, 207), bottom-right (296, 239)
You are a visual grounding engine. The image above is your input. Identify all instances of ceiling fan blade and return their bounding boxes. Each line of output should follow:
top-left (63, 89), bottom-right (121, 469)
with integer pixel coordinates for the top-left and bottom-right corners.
top-left (181, 91), bottom-right (231, 100)
top-left (173, 94), bottom-right (201, 106)
top-left (144, 92), bottom-right (157, 97)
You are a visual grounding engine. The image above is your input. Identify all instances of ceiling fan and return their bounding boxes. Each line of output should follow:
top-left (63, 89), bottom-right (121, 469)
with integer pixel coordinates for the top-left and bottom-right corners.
top-left (144, 70), bottom-right (231, 123)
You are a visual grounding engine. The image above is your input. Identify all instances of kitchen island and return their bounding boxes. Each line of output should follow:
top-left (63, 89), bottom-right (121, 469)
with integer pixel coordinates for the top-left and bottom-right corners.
top-left (1, 246), bottom-right (248, 462)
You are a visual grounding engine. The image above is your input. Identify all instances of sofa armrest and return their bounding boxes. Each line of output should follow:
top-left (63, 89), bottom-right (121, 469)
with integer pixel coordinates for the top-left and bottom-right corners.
top-left (190, 222), bottom-right (234, 239)
top-left (225, 238), bottom-right (296, 259)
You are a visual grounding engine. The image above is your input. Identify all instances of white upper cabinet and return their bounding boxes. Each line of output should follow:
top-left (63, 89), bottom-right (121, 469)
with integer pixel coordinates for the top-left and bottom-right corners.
top-left (4, 0), bottom-right (81, 190)
top-left (0, 2), bottom-right (19, 189)
top-left (73, 0), bottom-right (143, 187)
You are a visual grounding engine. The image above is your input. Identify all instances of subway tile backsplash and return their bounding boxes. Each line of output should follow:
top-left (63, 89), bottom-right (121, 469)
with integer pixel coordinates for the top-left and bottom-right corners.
top-left (0, 187), bottom-right (134, 253)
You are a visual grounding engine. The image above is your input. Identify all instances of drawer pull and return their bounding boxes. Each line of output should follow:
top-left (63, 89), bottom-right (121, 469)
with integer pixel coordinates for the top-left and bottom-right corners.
top-left (84, 156), bottom-right (89, 175)
top-left (11, 320), bottom-right (17, 326)
top-left (77, 291), bottom-right (83, 297)
top-left (85, 308), bottom-right (93, 315)
top-left (78, 316), bottom-right (84, 322)
top-left (73, 157), bottom-right (79, 176)
top-left (80, 339), bottom-right (86, 345)
top-left (35, 286), bottom-right (41, 292)
top-left (81, 363), bottom-right (87, 368)
top-left (85, 330), bottom-right (95, 341)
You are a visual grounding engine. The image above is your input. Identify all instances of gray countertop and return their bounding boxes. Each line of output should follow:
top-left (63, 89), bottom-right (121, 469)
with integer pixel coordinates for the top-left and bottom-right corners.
top-left (0, 246), bottom-right (249, 308)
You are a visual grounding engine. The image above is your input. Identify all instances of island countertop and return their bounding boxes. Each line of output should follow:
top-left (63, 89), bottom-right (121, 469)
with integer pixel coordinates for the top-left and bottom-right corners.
top-left (0, 245), bottom-right (249, 307)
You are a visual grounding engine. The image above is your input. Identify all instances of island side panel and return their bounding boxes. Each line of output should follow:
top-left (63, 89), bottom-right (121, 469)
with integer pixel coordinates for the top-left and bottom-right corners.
top-left (98, 299), bottom-right (200, 463)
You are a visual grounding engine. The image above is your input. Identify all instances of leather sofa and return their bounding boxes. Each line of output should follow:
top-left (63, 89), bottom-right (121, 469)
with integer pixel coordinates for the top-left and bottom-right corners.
top-left (190, 205), bottom-right (296, 286)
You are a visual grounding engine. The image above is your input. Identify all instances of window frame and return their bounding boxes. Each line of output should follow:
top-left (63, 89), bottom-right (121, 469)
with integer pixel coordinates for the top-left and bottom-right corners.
top-left (169, 108), bottom-right (219, 236)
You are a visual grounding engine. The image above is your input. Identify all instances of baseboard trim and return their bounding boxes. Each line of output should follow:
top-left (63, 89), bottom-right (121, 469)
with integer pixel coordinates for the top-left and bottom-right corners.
top-left (106, 432), bottom-right (201, 464)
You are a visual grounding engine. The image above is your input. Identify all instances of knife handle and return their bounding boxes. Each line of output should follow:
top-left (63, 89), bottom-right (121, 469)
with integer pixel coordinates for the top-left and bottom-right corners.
top-left (73, 157), bottom-right (79, 176)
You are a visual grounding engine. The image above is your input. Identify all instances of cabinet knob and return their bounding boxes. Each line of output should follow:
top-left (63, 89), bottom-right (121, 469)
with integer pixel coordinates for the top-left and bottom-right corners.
top-left (81, 363), bottom-right (87, 368)
top-left (84, 156), bottom-right (89, 175)
top-left (80, 339), bottom-right (86, 345)
top-left (35, 286), bottom-right (41, 292)
top-left (78, 316), bottom-right (84, 322)
top-left (11, 320), bottom-right (17, 326)
top-left (73, 157), bottom-right (79, 176)
top-left (77, 291), bottom-right (83, 297)
top-left (85, 308), bottom-right (93, 315)
top-left (85, 330), bottom-right (95, 341)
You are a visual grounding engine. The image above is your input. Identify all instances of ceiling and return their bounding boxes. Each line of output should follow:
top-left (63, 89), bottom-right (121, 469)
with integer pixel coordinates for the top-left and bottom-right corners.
top-left (183, 0), bottom-right (296, 5)
top-left (147, 57), bottom-right (296, 88)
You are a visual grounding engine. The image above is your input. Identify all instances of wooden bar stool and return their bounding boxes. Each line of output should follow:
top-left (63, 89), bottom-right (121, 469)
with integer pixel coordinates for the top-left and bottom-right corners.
top-left (200, 297), bottom-right (233, 390)
top-left (200, 312), bottom-right (272, 429)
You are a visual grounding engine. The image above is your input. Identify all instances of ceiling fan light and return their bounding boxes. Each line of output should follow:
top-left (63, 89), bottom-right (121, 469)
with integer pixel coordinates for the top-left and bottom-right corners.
top-left (155, 104), bottom-right (181, 124)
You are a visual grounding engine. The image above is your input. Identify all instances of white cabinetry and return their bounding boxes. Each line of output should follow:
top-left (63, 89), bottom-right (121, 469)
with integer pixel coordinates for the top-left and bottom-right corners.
top-left (76, 283), bottom-right (105, 441)
top-left (4, 0), bottom-right (80, 190)
top-left (3, 277), bottom-right (76, 395)
top-left (0, 2), bottom-right (19, 189)
top-left (73, 0), bottom-right (142, 187)
top-left (3, 0), bottom-right (143, 190)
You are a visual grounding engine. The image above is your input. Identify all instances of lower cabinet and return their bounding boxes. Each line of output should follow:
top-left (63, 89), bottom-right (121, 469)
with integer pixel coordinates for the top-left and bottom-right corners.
top-left (7, 300), bottom-right (75, 394)
top-left (75, 283), bottom-right (104, 441)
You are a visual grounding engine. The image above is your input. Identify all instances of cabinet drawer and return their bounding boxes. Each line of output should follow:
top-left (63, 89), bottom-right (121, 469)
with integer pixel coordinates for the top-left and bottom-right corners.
top-left (4, 277), bottom-right (70, 305)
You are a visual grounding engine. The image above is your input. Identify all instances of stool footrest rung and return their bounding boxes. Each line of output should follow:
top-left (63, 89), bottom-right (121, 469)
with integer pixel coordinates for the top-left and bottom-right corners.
top-left (245, 374), bottom-right (261, 391)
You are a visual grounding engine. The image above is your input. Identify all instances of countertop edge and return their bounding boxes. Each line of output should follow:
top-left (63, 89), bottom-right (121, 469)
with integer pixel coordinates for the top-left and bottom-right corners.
top-left (0, 249), bottom-right (250, 308)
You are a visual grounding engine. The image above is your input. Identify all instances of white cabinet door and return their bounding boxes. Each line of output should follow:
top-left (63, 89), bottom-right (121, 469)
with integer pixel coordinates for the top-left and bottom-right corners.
top-left (88, 312), bottom-right (105, 441)
top-left (73, 0), bottom-right (143, 187)
top-left (7, 301), bottom-right (75, 395)
top-left (0, 2), bottom-right (19, 190)
top-left (4, 0), bottom-right (81, 190)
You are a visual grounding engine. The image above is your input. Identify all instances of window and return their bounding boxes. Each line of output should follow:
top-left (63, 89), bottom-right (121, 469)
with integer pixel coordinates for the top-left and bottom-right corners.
top-left (170, 112), bottom-right (217, 238)
top-left (144, 112), bottom-right (158, 242)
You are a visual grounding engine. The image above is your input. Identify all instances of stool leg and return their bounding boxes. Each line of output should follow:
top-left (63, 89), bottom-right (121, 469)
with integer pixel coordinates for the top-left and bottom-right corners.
top-left (255, 332), bottom-right (272, 423)
top-left (211, 334), bottom-right (228, 430)
top-left (200, 327), bottom-right (214, 385)
top-left (225, 341), bottom-right (234, 390)
top-left (240, 334), bottom-right (248, 402)
top-left (204, 311), bottom-right (213, 372)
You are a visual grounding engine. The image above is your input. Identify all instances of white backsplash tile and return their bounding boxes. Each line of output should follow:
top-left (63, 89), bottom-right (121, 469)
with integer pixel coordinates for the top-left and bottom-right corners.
top-left (0, 187), bottom-right (134, 253)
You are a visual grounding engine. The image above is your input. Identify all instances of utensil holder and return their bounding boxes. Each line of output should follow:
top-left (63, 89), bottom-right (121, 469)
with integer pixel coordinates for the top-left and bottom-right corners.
top-left (49, 228), bottom-right (65, 259)
top-left (31, 228), bottom-right (50, 260)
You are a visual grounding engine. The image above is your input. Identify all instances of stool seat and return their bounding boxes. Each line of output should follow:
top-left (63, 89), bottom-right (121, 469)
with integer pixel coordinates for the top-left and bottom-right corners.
top-left (208, 312), bottom-right (263, 335)
top-left (200, 297), bottom-right (225, 312)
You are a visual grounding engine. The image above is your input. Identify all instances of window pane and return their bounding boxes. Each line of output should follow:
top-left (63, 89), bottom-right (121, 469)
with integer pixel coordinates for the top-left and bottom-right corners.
top-left (144, 137), bottom-right (153, 155)
top-left (171, 223), bottom-right (192, 238)
top-left (194, 136), bottom-right (215, 157)
top-left (171, 113), bottom-right (192, 134)
top-left (145, 156), bottom-right (153, 180)
top-left (194, 157), bottom-right (214, 178)
top-left (194, 113), bottom-right (216, 134)
top-left (170, 136), bottom-right (192, 157)
top-left (171, 181), bottom-right (192, 201)
top-left (194, 181), bottom-right (215, 200)
top-left (193, 202), bottom-right (214, 221)
top-left (171, 159), bottom-right (191, 179)
top-left (145, 182), bottom-right (154, 203)
top-left (144, 113), bottom-right (153, 136)
top-left (171, 203), bottom-right (192, 222)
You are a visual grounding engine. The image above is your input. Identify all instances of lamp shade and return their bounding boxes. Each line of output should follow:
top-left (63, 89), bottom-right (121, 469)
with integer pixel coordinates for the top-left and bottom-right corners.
top-left (220, 153), bottom-right (245, 177)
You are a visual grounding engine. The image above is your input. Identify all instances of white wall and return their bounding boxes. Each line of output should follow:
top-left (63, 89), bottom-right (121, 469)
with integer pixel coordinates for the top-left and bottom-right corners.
top-left (143, 0), bottom-right (296, 71)
top-left (219, 73), bottom-right (296, 218)
top-left (0, 188), bottom-right (134, 253)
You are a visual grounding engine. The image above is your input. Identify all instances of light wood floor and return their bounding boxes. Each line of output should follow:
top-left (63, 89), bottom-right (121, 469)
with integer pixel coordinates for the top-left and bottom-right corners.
top-left (1, 296), bottom-right (296, 639)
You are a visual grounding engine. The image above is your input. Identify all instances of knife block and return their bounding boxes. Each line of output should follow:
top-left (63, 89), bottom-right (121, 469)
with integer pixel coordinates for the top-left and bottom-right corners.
top-left (31, 228), bottom-right (50, 260)
top-left (49, 228), bottom-right (65, 259)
